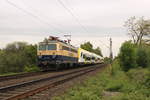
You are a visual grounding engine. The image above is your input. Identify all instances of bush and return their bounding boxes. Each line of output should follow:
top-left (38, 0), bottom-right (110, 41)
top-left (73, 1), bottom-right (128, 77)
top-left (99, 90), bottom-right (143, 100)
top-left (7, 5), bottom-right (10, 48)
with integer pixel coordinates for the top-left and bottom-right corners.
top-left (119, 41), bottom-right (150, 71)
top-left (119, 41), bottom-right (137, 71)
top-left (127, 68), bottom-right (150, 87)
top-left (136, 46), bottom-right (150, 68)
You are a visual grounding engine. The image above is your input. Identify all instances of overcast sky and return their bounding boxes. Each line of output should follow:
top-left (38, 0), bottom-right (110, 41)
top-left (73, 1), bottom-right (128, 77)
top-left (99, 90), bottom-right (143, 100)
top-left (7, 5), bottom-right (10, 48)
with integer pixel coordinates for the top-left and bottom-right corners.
top-left (0, 0), bottom-right (150, 56)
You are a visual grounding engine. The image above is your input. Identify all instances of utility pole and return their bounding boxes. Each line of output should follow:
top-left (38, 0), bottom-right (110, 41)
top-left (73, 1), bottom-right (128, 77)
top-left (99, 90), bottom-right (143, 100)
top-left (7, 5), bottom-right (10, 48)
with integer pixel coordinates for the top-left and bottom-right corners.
top-left (109, 38), bottom-right (113, 62)
top-left (109, 38), bottom-right (113, 75)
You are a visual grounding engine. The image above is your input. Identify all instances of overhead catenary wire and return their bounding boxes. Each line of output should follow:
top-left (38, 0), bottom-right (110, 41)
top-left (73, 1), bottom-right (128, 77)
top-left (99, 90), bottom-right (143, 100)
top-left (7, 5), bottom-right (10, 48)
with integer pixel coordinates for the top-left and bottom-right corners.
top-left (57, 0), bottom-right (110, 48)
top-left (5, 0), bottom-right (110, 49)
top-left (99, 40), bottom-right (110, 49)
top-left (5, 0), bottom-right (64, 34)
top-left (57, 0), bottom-right (88, 33)
top-left (20, 0), bottom-right (66, 33)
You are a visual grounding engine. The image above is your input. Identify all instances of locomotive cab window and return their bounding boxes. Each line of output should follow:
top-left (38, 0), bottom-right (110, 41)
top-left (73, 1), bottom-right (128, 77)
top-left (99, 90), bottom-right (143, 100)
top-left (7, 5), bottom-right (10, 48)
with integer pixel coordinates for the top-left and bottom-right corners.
top-left (48, 44), bottom-right (57, 50)
top-left (39, 44), bottom-right (46, 50)
top-left (62, 46), bottom-right (69, 51)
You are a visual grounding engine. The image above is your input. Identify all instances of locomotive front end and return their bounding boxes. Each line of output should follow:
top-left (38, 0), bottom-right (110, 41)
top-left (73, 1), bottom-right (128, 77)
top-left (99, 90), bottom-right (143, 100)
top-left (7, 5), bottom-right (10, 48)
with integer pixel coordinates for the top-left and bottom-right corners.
top-left (37, 41), bottom-right (59, 70)
top-left (37, 36), bottom-right (78, 71)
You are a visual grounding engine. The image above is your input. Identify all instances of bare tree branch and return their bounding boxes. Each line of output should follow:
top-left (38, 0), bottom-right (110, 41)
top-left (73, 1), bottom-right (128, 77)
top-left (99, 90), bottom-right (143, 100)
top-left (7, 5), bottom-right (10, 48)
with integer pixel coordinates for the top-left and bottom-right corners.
top-left (124, 17), bottom-right (150, 45)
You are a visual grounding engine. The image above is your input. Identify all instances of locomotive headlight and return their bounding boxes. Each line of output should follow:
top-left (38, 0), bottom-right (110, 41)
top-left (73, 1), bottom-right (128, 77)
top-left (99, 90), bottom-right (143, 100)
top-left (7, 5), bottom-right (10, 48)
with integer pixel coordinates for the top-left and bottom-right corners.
top-left (52, 55), bottom-right (56, 59)
top-left (38, 56), bottom-right (42, 59)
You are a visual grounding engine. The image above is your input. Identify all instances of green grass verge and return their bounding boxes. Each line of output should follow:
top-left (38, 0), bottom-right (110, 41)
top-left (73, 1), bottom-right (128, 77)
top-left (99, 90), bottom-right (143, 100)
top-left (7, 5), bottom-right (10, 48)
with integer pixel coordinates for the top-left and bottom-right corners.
top-left (52, 60), bottom-right (150, 100)
top-left (0, 72), bottom-right (26, 76)
top-left (0, 65), bottom-right (40, 76)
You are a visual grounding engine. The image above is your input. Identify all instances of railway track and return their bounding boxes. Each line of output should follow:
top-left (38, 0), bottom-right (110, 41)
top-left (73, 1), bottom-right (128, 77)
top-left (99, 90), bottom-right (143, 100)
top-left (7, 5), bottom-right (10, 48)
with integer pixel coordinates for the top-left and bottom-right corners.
top-left (0, 68), bottom-right (86, 88)
top-left (0, 64), bottom-right (104, 100)
top-left (0, 72), bottom-right (46, 82)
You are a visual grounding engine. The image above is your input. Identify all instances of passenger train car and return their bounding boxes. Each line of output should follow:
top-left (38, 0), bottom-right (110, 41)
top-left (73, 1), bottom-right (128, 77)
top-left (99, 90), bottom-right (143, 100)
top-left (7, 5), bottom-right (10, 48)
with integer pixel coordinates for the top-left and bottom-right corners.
top-left (37, 36), bottom-right (103, 70)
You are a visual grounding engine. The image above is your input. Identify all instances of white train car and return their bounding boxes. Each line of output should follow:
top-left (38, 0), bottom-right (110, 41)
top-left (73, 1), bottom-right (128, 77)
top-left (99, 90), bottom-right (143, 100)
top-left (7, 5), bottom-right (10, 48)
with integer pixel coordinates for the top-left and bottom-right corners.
top-left (78, 48), bottom-right (103, 64)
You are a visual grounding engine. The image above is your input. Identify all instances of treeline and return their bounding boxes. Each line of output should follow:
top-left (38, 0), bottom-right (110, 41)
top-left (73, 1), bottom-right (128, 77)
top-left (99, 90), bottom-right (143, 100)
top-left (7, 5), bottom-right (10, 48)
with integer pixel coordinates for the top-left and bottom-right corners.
top-left (0, 42), bottom-right (39, 74)
top-left (119, 41), bottom-right (150, 71)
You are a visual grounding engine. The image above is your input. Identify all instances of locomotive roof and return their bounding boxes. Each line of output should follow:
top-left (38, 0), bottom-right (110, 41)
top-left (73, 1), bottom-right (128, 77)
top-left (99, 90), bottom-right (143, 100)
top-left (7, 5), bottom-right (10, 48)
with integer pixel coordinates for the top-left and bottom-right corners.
top-left (39, 40), bottom-right (77, 50)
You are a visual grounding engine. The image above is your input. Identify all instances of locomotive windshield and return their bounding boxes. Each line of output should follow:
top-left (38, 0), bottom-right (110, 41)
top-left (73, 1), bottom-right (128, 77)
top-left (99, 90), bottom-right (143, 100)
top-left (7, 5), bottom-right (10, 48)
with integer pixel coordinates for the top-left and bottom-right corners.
top-left (39, 44), bottom-right (46, 50)
top-left (47, 44), bottom-right (56, 50)
top-left (38, 44), bottom-right (56, 50)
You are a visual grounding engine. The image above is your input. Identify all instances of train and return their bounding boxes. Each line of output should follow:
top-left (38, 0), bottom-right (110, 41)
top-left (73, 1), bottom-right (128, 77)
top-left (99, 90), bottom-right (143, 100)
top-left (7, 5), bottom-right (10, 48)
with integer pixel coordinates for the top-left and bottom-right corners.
top-left (37, 36), bottom-right (103, 70)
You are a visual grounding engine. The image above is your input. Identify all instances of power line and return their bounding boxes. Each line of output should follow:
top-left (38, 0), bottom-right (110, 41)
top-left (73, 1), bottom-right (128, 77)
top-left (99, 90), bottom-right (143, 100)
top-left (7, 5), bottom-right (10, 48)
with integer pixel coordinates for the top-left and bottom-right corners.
top-left (6, 0), bottom-right (110, 49)
top-left (99, 40), bottom-right (110, 49)
top-left (57, 0), bottom-right (88, 32)
top-left (5, 0), bottom-right (64, 34)
top-left (20, 0), bottom-right (66, 33)
top-left (57, 0), bottom-right (110, 48)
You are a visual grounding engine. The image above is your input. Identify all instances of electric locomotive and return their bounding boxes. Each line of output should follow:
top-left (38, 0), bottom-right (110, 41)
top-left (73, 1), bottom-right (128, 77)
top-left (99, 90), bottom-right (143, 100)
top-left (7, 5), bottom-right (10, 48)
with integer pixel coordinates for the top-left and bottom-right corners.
top-left (37, 36), bottom-right (78, 70)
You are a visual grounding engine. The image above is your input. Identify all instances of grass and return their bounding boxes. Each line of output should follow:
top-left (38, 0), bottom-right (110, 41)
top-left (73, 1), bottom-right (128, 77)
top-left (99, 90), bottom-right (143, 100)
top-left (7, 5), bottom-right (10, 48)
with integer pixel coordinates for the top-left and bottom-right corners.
top-left (0, 72), bottom-right (25, 76)
top-left (52, 60), bottom-right (150, 100)
top-left (24, 65), bottom-right (40, 72)
top-left (0, 65), bottom-right (40, 76)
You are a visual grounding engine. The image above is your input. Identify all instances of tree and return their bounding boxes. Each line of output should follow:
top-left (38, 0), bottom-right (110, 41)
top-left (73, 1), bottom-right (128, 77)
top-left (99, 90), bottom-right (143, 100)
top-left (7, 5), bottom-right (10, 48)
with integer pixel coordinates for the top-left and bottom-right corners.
top-left (5, 42), bottom-right (28, 52)
top-left (80, 42), bottom-right (93, 52)
top-left (23, 44), bottom-right (37, 66)
top-left (124, 16), bottom-right (150, 45)
top-left (80, 42), bottom-right (103, 56)
top-left (93, 47), bottom-right (103, 57)
top-left (0, 41), bottom-right (38, 74)
top-left (103, 57), bottom-right (111, 63)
